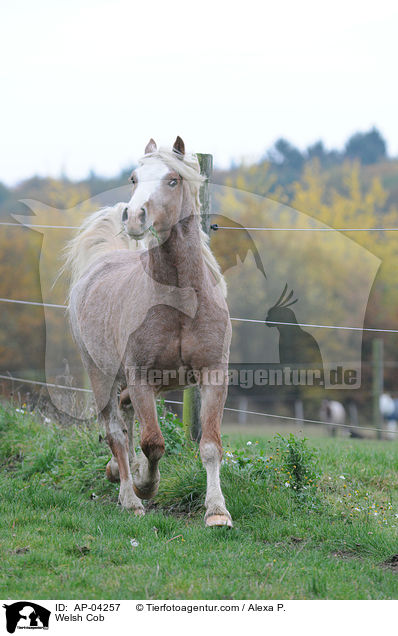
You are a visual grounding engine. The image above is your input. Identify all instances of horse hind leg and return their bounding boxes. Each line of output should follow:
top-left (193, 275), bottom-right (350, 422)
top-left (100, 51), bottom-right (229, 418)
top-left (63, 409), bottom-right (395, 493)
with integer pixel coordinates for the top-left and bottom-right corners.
top-left (119, 399), bottom-right (139, 473)
top-left (100, 387), bottom-right (145, 516)
top-left (105, 389), bottom-right (136, 481)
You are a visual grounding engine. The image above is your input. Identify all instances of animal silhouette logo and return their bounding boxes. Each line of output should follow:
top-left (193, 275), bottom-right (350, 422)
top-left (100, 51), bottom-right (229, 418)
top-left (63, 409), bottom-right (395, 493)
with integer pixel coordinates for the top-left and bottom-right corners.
top-left (2, 602), bottom-right (51, 633)
top-left (210, 215), bottom-right (267, 279)
top-left (265, 284), bottom-right (324, 373)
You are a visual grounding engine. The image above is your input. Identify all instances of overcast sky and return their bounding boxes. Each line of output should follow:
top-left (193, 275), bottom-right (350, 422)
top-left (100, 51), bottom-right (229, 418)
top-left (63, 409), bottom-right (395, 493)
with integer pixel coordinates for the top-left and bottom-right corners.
top-left (1, 0), bottom-right (397, 184)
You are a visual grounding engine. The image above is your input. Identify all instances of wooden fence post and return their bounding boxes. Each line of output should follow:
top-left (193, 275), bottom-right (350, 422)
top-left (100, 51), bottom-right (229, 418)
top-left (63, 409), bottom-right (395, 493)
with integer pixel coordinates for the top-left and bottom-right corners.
top-left (294, 399), bottom-right (304, 434)
top-left (372, 338), bottom-right (384, 440)
top-left (198, 154), bottom-right (213, 234)
top-left (182, 153), bottom-right (213, 442)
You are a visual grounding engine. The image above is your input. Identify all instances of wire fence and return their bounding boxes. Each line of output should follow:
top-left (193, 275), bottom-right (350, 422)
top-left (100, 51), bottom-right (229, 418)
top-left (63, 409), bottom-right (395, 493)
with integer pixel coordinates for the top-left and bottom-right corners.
top-left (4, 220), bottom-right (398, 232)
top-left (0, 373), bottom-right (397, 436)
top-left (1, 213), bottom-right (398, 436)
top-left (2, 221), bottom-right (398, 329)
top-left (1, 297), bottom-right (398, 334)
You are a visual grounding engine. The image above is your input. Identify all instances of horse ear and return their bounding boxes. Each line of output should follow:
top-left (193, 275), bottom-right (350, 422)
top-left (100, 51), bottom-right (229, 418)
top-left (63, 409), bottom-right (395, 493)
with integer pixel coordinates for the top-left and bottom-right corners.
top-left (145, 138), bottom-right (157, 154)
top-left (172, 136), bottom-right (185, 157)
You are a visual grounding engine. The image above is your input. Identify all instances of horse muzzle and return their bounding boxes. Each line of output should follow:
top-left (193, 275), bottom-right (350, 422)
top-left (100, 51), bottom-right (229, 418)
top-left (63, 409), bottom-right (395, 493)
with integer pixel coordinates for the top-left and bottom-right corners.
top-left (122, 205), bottom-right (148, 239)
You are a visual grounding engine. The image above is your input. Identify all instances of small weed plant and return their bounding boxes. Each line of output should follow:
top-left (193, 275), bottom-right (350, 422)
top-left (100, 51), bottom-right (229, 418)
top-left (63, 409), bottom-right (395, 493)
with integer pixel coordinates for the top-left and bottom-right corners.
top-left (224, 432), bottom-right (320, 493)
top-left (156, 400), bottom-right (186, 456)
top-left (276, 433), bottom-right (319, 491)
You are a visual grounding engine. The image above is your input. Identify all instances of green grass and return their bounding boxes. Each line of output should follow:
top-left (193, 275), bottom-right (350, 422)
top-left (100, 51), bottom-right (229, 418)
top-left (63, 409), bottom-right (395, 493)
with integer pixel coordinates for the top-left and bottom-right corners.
top-left (0, 404), bottom-right (397, 599)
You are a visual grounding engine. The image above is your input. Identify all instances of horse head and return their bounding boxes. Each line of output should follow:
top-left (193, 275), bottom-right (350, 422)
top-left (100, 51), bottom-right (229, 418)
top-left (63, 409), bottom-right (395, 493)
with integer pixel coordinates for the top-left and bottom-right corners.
top-left (121, 136), bottom-right (202, 243)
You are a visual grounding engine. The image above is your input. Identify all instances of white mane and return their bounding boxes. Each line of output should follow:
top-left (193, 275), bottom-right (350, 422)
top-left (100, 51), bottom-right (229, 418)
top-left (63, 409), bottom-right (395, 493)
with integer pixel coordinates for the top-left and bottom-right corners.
top-left (63, 149), bottom-right (227, 298)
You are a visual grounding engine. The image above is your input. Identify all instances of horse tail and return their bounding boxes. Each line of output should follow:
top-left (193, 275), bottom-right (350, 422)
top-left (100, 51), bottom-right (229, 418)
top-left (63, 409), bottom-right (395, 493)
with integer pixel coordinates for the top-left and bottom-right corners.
top-left (62, 203), bottom-right (143, 300)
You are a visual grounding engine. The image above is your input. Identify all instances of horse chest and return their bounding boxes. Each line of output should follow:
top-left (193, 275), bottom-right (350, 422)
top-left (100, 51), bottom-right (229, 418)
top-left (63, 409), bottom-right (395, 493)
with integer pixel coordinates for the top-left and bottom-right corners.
top-left (180, 312), bottom-right (229, 369)
top-left (127, 305), bottom-right (225, 371)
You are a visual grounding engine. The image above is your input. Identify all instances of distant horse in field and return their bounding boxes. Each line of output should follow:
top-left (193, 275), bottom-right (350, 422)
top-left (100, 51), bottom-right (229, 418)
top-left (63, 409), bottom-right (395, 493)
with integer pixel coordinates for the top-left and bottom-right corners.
top-left (65, 137), bottom-right (232, 527)
top-left (379, 393), bottom-right (398, 441)
top-left (320, 399), bottom-right (346, 437)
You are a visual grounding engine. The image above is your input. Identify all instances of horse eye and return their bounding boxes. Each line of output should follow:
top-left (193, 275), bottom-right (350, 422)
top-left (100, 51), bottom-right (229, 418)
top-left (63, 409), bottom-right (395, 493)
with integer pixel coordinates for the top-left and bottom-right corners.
top-left (168, 179), bottom-right (178, 187)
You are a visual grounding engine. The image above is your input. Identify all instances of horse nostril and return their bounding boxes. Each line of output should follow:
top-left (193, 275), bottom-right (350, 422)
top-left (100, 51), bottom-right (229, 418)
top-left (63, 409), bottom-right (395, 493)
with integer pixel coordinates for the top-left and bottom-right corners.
top-left (138, 208), bottom-right (146, 224)
top-left (122, 207), bottom-right (129, 223)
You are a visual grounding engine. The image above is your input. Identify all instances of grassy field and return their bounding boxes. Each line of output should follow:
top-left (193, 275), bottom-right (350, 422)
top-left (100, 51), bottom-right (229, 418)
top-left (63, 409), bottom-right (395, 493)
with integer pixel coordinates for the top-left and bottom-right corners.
top-left (0, 403), bottom-right (397, 600)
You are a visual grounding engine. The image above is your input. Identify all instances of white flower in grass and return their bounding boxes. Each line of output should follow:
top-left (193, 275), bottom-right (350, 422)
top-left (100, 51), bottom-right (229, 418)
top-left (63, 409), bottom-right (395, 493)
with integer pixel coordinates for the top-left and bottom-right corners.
top-left (246, 441), bottom-right (252, 446)
top-left (225, 451), bottom-right (234, 458)
top-left (15, 408), bottom-right (24, 414)
top-left (285, 482), bottom-right (290, 488)
top-left (339, 475), bottom-right (345, 480)
top-left (130, 538), bottom-right (139, 548)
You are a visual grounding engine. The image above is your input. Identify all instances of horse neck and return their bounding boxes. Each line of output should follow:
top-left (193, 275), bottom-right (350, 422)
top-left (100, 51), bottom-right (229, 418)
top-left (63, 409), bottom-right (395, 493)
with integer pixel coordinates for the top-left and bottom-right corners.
top-left (146, 212), bottom-right (205, 289)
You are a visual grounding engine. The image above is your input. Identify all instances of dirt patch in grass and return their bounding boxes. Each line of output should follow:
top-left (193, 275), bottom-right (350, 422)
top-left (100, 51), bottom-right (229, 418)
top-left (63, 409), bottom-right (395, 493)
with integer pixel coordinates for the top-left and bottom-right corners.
top-left (332, 550), bottom-right (356, 559)
top-left (381, 554), bottom-right (398, 571)
top-left (9, 546), bottom-right (30, 555)
top-left (0, 453), bottom-right (24, 470)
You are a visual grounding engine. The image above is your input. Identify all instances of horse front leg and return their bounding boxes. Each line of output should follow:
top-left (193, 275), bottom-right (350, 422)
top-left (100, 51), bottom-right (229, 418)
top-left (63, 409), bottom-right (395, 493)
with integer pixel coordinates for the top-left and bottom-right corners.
top-left (200, 381), bottom-right (233, 528)
top-left (128, 385), bottom-right (165, 500)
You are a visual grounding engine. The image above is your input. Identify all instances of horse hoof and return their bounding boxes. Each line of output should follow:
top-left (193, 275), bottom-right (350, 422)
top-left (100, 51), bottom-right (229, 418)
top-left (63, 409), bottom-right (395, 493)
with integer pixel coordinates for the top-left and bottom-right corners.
top-left (134, 507), bottom-right (145, 517)
top-left (133, 482), bottom-right (159, 500)
top-left (205, 514), bottom-right (233, 528)
top-left (106, 462), bottom-right (120, 482)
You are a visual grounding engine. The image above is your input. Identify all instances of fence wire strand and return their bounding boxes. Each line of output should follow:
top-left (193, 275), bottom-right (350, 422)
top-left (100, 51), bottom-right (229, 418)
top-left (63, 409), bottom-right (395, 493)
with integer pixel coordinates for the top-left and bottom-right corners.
top-left (2, 297), bottom-right (398, 333)
top-left (214, 225), bottom-right (398, 232)
top-left (230, 317), bottom-right (398, 333)
top-left (0, 374), bottom-right (396, 436)
top-left (0, 373), bottom-right (92, 393)
top-left (0, 222), bottom-right (80, 229)
top-left (3, 221), bottom-right (398, 232)
top-left (0, 298), bottom-right (67, 309)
